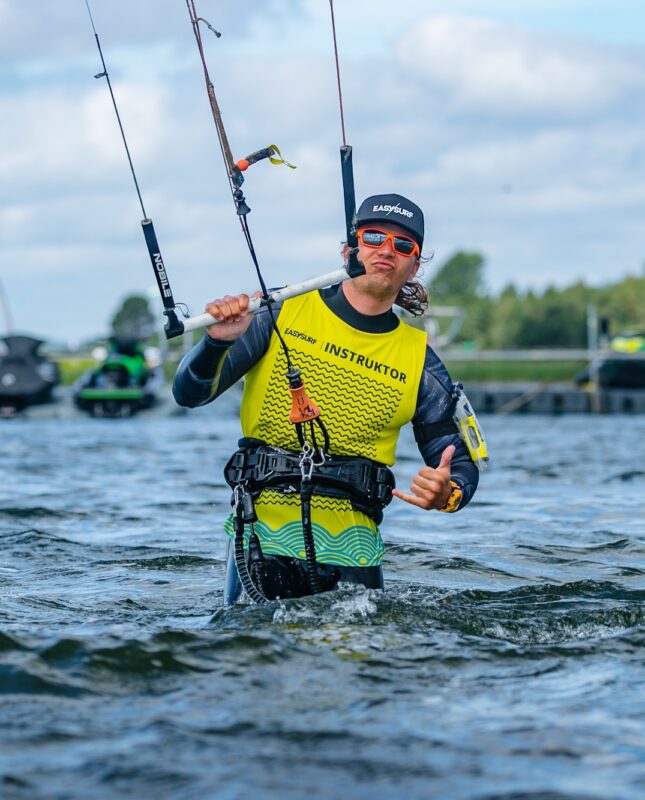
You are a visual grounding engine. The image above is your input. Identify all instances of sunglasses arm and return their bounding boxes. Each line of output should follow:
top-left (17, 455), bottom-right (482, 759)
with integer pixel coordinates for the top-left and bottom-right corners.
top-left (180, 266), bottom-right (353, 335)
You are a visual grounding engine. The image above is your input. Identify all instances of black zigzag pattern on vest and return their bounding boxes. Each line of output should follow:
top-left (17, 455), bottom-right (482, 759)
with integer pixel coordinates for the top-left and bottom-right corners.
top-left (258, 490), bottom-right (355, 513)
top-left (257, 348), bottom-right (403, 459)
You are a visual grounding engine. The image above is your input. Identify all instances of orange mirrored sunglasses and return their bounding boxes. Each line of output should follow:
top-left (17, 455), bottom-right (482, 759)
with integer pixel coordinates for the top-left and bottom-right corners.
top-left (357, 228), bottom-right (420, 257)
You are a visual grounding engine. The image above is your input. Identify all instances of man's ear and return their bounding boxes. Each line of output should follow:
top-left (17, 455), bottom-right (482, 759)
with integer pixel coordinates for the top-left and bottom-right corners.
top-left (410, 256), bottom-right (421, 279)
top-left (342, 243), bottom-right (350, 265)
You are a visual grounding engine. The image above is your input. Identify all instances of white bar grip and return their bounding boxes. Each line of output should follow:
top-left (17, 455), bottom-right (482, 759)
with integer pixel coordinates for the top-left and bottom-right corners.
top-left (181, 267), bottom-right (351, 333)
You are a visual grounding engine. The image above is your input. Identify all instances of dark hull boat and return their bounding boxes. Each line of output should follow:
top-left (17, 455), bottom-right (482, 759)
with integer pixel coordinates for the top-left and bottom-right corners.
top-left (0, 335), bottom-right (61, 414)
top-left (73, 337), bottom-right (163, 417)
top-left (594, 358), bottom-right (645, 389)
top-left (577, 333), bottom-right (645, 390)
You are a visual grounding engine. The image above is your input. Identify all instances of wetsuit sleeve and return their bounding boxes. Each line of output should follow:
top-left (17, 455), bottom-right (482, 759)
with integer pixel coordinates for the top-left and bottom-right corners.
top-left (411, 345), bottom-right (480, 509)
top-left (172, 304), bottom-right (280, 407)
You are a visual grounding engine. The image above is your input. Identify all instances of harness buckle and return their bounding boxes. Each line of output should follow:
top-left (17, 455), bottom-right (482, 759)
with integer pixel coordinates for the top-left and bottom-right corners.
top-left (233, 481), bottom-right (257, 523)
top-left (233, 483), bottom-right (243, 510)
top-left (299, 444), bottom-right (315, 482)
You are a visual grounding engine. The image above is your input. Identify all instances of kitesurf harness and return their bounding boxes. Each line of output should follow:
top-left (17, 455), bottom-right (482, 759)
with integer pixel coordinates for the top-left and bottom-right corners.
top-left (226, 441), bottom-right (395, 524)
top-left (225, 441), bottom-right (396, 604)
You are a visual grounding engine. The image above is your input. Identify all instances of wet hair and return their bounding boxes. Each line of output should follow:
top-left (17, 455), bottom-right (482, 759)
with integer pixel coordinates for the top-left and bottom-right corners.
top-left (395, 271), bottom-right (429, 317)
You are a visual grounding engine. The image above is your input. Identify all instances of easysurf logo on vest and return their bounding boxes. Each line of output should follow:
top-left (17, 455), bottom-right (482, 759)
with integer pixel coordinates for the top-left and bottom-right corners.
top-left (372, 203), bottom-right (413, 220)
top-left (284, 327), bottom-right (317, 346)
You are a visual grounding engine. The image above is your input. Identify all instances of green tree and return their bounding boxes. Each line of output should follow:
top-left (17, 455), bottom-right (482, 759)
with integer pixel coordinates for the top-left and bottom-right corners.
top-left (597, 277), bottom-right (645, 334)
top-left (512, 287), bottom-right (588, 347)
top-left (429, 251), bottom-right (486, 304)
top-left (426, 252), bottom-right (487, 344)
top-left (110, 295), bottom-right (154, 340)
top-left (423, 251), bottom-right (645, 349)
top-left (485, 284), bottom-right (590, 348)
top-left (486, 285), bottom-right (523, 347)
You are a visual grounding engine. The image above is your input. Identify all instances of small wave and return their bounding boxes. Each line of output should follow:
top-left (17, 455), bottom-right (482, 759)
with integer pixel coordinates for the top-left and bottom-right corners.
top-left (21, 632), bottom-right (215, 687)
top-left (479, 792), bottom-right (599, 800)
top-left (0, 664), bottom-right (89, 698)
top-left (1, 774), bottom-right (32, 791)
top-left (460, 580), bottom-right (645, 604)
top-left (0, 630), bottom-right (29, 653)
top-left (0, 527), bottom-right (81, 546)
top-left (0, 507), bottom-right (91, 520)
top-left (422, 555), bottom-right (525, 579)
top-left (429, 581), bottom-right (645, 646)
top-left (111, 554), bottom-right (220, 570)
top-left (519, 537), bottom-right (640, 558)
top-left (0, 527), bottom-right (48, 539)
top-left (614, 469), bottom-right (645, 481)
top-left (149, 501), bottom-right (203, 510)
top-left (88, 640), bottom-right (204, 676)
top-left (480, 611), bottom-right (645, 647)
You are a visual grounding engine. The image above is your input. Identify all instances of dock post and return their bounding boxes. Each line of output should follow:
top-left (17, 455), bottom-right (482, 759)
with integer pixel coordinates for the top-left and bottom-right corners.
top-left (587, 304), bottom-right (601, 414)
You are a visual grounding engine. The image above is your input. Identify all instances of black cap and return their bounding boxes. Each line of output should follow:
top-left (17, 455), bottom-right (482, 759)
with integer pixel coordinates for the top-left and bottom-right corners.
top-left (355, 193), bottom-right (424, 250)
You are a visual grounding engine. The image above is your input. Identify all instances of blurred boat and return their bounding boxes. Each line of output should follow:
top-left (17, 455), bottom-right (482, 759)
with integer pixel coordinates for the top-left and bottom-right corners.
top-left (73, 337), bottom-right (163, 417)
top-left (576, 332), bottom-right (645, 390)
top-left (0, 335), bottom-right (61, 414)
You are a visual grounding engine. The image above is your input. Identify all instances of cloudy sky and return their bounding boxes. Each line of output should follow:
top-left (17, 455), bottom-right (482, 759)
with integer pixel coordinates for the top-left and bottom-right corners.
top-left (1, 0), bottom-right (644, 343)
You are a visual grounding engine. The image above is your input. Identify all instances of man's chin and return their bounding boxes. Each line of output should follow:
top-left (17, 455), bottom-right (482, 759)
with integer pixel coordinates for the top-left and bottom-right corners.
top-left (363, 274), bottom-right (399, 298)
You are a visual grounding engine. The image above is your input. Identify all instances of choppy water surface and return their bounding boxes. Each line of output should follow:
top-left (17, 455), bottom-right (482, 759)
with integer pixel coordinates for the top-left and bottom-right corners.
top-left (1, 397), bottom-right (644, 800)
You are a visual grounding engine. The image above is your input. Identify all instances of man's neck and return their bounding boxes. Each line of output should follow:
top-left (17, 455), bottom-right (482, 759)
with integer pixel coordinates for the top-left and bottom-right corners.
top-left (341, 281), bottom-right (396, 315)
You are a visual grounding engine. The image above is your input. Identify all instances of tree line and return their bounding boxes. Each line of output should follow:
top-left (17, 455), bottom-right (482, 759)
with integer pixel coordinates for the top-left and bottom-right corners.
top-left (425, 252), bottom-right (645, 348)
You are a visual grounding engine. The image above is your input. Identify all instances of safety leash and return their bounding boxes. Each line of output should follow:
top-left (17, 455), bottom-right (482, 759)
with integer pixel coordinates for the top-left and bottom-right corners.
top-left (232, 484), bottom-right (268, 604)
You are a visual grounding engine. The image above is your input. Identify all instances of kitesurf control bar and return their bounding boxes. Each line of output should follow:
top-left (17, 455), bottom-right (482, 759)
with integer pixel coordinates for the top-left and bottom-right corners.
top-left (180, 267), bottom-right (351, 334)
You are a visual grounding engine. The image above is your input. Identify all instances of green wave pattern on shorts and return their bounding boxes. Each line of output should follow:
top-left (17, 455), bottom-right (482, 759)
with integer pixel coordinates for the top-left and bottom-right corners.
top-left (223, 515), bottom-right (385, 567)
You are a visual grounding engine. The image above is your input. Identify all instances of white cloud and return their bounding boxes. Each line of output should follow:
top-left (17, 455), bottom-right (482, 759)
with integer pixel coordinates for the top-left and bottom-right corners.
top-left (398, 16), bottom-right (645, 117)
top-left (0, 82), bottom-right (170, 204)
top-left (1, 5), bottom-right (644, 340)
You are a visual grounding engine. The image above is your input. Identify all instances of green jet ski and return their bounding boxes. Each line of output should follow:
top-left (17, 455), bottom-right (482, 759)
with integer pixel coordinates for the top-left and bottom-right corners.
top-left (73, 337), bottom-right (163, 417)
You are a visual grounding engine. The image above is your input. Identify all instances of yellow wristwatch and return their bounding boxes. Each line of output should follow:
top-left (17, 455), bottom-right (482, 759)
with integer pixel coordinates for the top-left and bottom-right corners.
top-left (438, 481), bottom-right (462, 513)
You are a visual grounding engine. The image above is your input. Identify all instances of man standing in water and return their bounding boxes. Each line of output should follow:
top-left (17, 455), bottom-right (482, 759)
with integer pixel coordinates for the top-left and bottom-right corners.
top-left (173, 194), bottom-right (480, 602)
